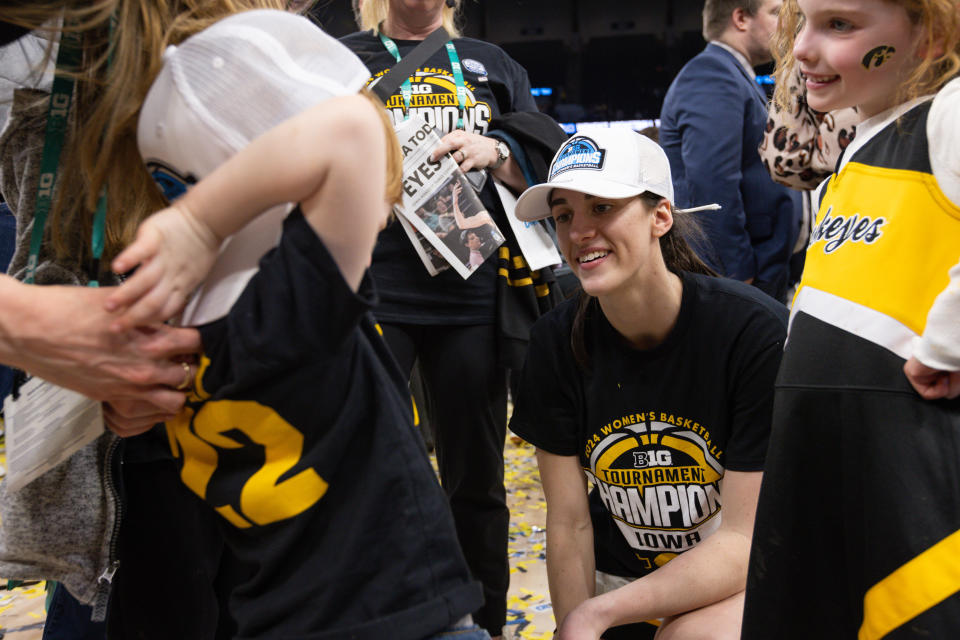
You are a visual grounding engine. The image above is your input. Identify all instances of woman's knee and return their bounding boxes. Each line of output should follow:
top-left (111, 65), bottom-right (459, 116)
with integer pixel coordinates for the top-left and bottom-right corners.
top-left (653, 591), bottom-right (744, 640)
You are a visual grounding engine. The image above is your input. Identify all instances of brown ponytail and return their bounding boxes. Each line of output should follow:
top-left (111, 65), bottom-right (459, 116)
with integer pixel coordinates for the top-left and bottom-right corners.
top-left (647, 193), bottom-right (717, 279)
top-left (569, 192), bottom-right (716, 369)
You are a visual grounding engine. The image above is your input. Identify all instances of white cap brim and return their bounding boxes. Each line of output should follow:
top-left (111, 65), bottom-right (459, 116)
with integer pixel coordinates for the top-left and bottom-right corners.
top-left (514, 176), bottom-right (650, 222)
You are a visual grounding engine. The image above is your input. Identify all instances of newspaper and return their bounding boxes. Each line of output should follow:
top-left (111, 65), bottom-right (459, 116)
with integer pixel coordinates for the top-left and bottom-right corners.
top-left (3, 377), bottom-right (104, 492)
top-left (394, 116), bottom-right (505, 279)
top-left (493, 180), bottom-right (561, 271)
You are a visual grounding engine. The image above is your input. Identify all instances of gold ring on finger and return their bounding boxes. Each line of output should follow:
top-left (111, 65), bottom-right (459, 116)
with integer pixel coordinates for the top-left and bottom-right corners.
top-left (175, 361), bottom-right (192, 391)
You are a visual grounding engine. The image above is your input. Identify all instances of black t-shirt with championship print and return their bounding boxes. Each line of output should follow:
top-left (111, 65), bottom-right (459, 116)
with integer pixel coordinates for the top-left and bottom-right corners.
top-left (511, 272), bottom-right (786, 579)
top-left (341, 30), bottom-right (537, 325)
top-left (171, 210), bottom-right (482, 639)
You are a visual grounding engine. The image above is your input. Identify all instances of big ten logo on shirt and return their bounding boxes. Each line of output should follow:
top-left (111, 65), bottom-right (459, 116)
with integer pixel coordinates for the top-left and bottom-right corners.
top-left (369, 67), bottom-right (492, 134)
top-left (583, 409), bottom-right (724, 570)
top-left (165, 357), bottom-right (328, 529)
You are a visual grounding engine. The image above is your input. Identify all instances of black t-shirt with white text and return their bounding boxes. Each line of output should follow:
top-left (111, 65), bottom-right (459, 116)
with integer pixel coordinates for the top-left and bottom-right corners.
top-left (341, 30), bottom-right (537, 325)
top-left (511, 272), bottom-right (787, 578)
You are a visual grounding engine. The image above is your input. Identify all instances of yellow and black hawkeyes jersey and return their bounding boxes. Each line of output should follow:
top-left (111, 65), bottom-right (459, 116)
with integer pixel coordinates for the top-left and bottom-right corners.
top-left (794, 101), bottom-right (960, 358)
top-left (744, 102), bottom-right (960, 640)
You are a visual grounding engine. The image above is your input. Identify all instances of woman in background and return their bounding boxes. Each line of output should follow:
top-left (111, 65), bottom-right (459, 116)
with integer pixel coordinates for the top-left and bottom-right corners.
top-left (343, 2), bottom-right (566, 635)
top-left (510, 129), bottom-right (787, 640)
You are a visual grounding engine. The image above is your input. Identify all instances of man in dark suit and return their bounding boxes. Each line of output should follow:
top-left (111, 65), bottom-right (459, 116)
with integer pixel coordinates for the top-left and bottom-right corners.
top-left (660, 0), bottom-right (800, 302)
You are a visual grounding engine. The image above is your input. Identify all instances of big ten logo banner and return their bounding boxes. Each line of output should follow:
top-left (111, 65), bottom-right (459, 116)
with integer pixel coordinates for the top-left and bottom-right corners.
top-left (372, 67), bottom-right (492, 134)
top-left (166, 358), bottom-right (327, 529)
top-left (584, 410), bottom-right (724, 567)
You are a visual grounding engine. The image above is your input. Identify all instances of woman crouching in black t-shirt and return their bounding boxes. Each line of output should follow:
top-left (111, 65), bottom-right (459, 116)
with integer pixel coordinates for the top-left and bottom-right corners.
top-left (510, 130), bottom-right (787, 640)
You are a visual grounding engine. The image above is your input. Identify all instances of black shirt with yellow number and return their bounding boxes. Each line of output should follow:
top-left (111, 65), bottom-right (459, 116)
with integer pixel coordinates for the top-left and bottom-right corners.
top-left (167, 209), bottom-right (482, 639)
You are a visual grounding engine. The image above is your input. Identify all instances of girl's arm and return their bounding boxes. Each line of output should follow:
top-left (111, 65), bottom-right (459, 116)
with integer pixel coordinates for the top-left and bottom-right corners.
top-left (906, 259), bottom-right (960, 399)
top-left (907, 78), bottom-right (960, 399)
top-left (537, 448), bottom-right (596, 629)
top-left (558, 470), bottom-right (762, 640)
top-left (106, 93), bottom-right (390, 329)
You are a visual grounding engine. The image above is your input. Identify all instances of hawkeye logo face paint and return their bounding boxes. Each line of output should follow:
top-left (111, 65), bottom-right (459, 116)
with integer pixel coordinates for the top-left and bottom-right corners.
top-left (810, 205), bottom-right (885, 254)
top-left (550, 136), bottom-right (606, 179)
top-left (583, 411), bottom-right (724, 563)
top-left (146, 160), bottom-right (196, 203)
top-left (862, 45), bottom-right (896, 69)
top-left (368, 67), bottom-right (492, 134)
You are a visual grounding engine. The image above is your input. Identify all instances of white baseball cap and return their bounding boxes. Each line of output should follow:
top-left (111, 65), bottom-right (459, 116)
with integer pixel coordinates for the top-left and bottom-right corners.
top-left (138, 9), bottom-right (370, 192)
top-left (514, 128), bottom-right (719, 222)
top-left (136, 10), bottom-right (372, 327)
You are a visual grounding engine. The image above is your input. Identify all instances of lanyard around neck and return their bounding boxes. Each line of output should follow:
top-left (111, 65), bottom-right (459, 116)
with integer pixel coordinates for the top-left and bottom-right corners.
top-left (378, 32), bottom-right (467, 131)
top-left (26, 28), bottom-right (108, 287)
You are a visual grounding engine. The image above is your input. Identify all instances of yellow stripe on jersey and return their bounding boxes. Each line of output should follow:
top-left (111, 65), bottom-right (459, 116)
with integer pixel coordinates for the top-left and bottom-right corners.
top-left (497, 267), bottom-right (534, 287)
top-left (799, 161), bottom-right (960, 341)
top-left (216, 505), bottom-right (253, 529)
top-left (859, 528), bottom-right (960, 640)
top-left (194, 355), bottom-right (213, 400)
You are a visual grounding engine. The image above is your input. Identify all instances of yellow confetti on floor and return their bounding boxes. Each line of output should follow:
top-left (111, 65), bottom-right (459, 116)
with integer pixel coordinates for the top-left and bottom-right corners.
top-left (501, 432), bottom-right (554, 639)
top-left (0, 428), bottom-right (557, 639)
top-left (0, 582), bottom-right (45, 638)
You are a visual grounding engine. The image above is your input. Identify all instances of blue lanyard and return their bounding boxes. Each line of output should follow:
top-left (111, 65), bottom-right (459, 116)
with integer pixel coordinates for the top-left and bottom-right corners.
top-left (378, 33), bottom-right (467, 131)
top-left (26, 29), bottom-right (108, 287)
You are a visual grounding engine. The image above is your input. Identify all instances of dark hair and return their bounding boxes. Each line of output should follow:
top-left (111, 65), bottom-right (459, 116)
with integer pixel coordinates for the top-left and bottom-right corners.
top-left (702, 0), bottom-right (762, 40)
top-left (570, 192), bottom-right (716, 368)
top-left (637, 126), bottom-right (660, 144)
top-left (460, 229), bottom-right (482, 245)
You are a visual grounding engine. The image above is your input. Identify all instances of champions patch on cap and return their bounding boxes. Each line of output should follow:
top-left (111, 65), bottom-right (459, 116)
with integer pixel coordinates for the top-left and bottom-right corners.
top-left (549, 136), bottom-right (605, 179)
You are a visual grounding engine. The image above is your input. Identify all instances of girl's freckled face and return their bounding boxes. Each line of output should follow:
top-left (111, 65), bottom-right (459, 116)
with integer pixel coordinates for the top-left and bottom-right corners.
top-left (793, 0), bottom-right (922, 117)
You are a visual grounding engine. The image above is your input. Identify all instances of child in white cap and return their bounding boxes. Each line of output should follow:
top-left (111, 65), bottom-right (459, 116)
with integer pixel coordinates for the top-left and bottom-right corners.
top-left (105, 10), bottom-right (487, 640)
top-left (509, 129), bottom-right (786, 640)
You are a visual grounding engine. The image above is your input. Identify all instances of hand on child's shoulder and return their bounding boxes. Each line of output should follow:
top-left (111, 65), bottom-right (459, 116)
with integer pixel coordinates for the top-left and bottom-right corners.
top-left (105, 204), bottom-right (221, 331)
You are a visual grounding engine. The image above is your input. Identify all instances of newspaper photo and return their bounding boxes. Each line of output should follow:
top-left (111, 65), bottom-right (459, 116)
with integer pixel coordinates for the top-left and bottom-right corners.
top-left (397, 215), bottom-right (451, 276)
top-left (394, 116), bottom-right (505, 279)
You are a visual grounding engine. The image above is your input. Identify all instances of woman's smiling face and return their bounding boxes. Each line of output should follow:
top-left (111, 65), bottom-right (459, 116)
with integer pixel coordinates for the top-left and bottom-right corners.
top-left (550, 190), bottom-right (669, 298)
top-left (793, 0), bottom-right (922, 117)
